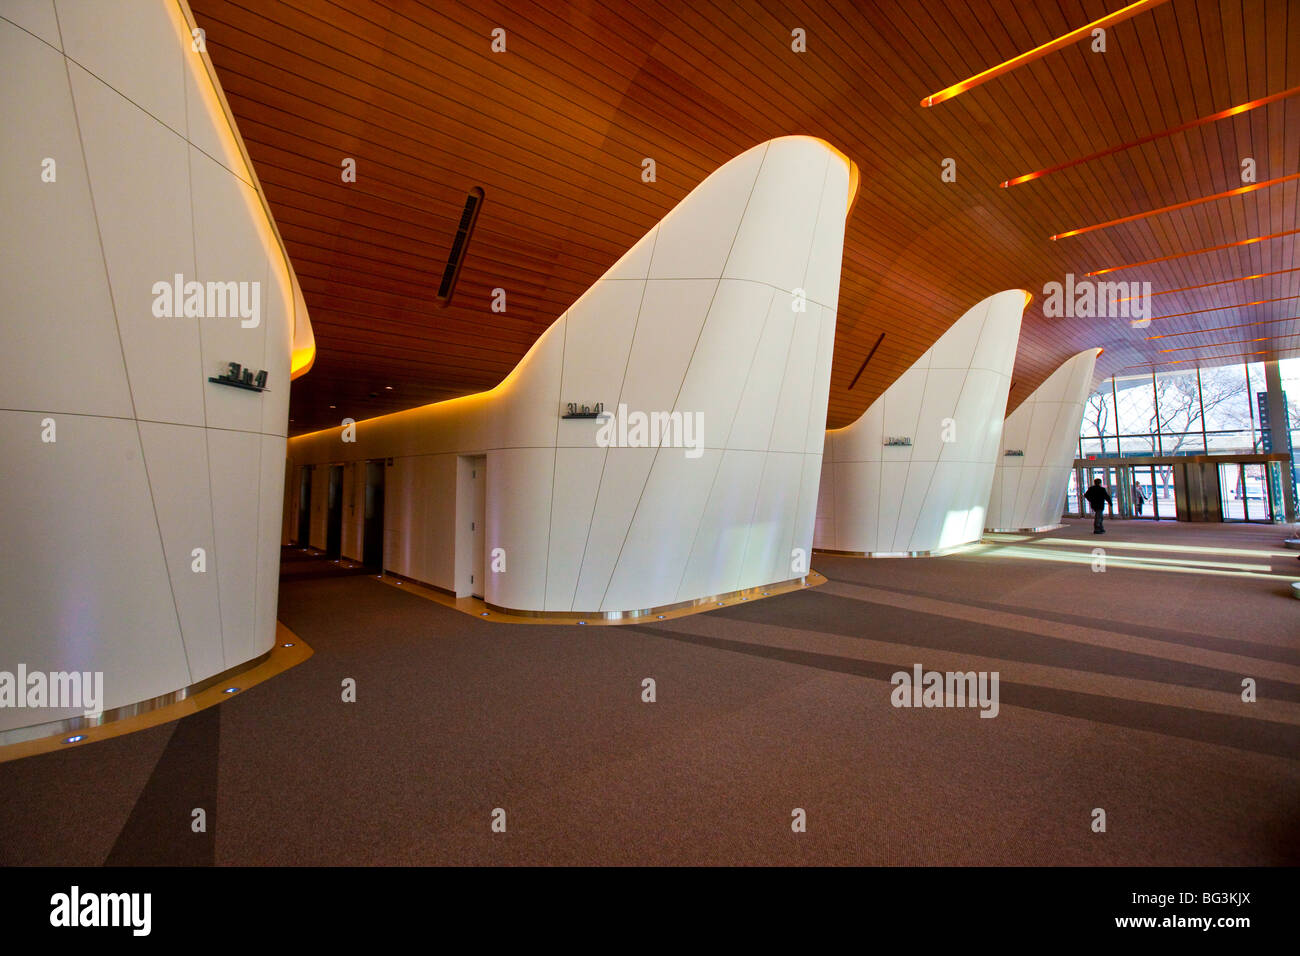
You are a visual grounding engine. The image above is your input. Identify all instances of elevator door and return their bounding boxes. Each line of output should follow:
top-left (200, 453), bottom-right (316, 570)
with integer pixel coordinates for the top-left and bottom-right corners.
top-left (297, 466), bottom-right (313, 544)
top-left (325, 464), bottom-right (344, 558)
top-left (470, 457), bottom-right (486, 598)
top-left (363, 460), bottom-right (385, 569)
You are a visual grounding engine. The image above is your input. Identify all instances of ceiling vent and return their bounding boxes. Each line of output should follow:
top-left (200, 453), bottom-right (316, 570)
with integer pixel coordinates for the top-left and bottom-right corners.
top-left (437, 187), bottom-right (484, 303)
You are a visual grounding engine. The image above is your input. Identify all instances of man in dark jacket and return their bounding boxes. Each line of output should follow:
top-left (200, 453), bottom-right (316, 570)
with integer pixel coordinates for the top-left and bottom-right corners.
top-left (1084, 478), bottom-right (1112, 534)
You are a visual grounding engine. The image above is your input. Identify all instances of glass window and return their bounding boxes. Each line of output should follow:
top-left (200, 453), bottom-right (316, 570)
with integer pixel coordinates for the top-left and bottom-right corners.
top-left (1079, 389), bottom-right (1117, 457)
top-left (1113, 373), bottom-right (1156, 456)
top-left (1279, 357), bottom-right (1300, 504)
top-left (1153, 368), bottom-right (1206, 454)
top-left (1198, 363), bottom-right (1255, 455)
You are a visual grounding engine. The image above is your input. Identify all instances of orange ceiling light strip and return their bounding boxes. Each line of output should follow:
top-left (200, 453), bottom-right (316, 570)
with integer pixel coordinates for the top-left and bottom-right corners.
top-left (1086, 228), bottom-right (1300, 276)
top-left (1123, 348), bottom-right (1274, 369)
top-left (1001, 85), bottom-right (1300, 187)
top-left (1050, 173), bottom-right (1300, 240)
top-left (920, 0), bottom-right (1169, 108)
top-left (1156, 332), bottom-right (1300, 354)
top-left (1147, 294), bottom-right (1300, 322)
top-left (1118, 266), bottom-right (1300, 301)
top-left (1145, 314), bottom-right (1300, 340)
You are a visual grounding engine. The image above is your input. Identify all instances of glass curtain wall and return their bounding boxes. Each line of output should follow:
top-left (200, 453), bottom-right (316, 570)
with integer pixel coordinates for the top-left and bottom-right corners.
top-left (1075, 358), bottom-right (1298, 520)
top-left (1078, 360), bottom-right (1271, 461)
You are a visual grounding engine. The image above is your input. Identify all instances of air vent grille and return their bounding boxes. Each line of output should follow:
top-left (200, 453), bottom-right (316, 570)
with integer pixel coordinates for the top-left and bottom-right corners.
top-left (437, 187), bottom-right (484, 302)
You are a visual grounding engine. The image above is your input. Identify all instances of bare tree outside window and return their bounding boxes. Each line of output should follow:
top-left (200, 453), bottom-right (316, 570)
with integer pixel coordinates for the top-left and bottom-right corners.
top-left (1082, 391), bottom-right (1114, 456)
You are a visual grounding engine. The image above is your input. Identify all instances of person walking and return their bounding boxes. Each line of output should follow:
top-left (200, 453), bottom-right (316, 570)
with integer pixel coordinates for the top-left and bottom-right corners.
top-left (1084, 478), bottom-right (1112, 534)
top-left (1132, 479), bottom-right (1146, 516)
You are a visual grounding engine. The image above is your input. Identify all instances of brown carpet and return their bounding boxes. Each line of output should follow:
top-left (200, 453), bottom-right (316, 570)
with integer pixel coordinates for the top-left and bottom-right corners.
top-left (2, 520), bottom-right (1297, 865)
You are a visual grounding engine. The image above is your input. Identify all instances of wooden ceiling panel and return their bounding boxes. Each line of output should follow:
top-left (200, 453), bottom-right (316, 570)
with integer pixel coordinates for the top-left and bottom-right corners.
top-left (187, 0), bottom-right (1299, 434)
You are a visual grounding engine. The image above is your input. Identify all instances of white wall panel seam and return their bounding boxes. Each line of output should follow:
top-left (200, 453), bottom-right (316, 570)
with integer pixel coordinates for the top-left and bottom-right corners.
top-left (570, 228), bottom-right (659, 610)
top-left (183, 88), bottom-right (229, 667)
top-left (735, 278), bottom-right (811, 577)
top-left (57, 27), bottom-right (193, 680)
top-left (597, 143), bottom-right (770, 610)
top-left (892, 365), bottom-right (932, 550)
top-left (601, 274), bottom-right (838, 311)
top-left (670, 288), bottom-right (773, 602)
top-left (1, 11), bottom-right (56, 52)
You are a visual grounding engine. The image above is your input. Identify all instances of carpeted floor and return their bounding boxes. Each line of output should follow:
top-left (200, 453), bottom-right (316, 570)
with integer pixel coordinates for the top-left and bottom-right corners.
top-left (3, 520), bottom-right (1297, 865)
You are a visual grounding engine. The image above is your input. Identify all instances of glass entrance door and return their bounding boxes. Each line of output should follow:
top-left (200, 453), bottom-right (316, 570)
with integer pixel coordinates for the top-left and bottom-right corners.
top-left (1220, 462), bottom-right (1275, 522)
top-left (1151, 464), bottom-right (1175, 519)
top-left (1128, 465), bottom-right (1156, 519)
top-left (1065, 469), bottom-right (1083, 517)
top-left (1219, 463), bottom-right (1244, 521)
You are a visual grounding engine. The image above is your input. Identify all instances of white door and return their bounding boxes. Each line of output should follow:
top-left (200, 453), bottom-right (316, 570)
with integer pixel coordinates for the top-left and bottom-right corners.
top-left (470, 456), bottom-right (486, 598)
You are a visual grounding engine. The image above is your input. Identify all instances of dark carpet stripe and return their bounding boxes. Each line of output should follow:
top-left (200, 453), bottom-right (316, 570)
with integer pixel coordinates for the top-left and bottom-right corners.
top-left (627, 625), bottom-right (1300, 760)
top-left (103, 706), bottom-right (220, 866)
top-left (816, 570), bottom-right (1300, 667)
top-left (707, 589), bottom-right (1300, 703)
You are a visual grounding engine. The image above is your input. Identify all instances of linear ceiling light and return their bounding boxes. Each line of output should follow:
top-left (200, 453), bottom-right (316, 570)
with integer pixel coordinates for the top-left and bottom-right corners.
top-left (1086, 228), bottom-right (1300, 276)
top-left (920, 0), bottom-right (1169, 107)
top-left (1147, 294), bottom-right (1300, 322)
top-left (1118, 266), bottom-right (1300, 301)
top-left (1123, 349), bottom-right (1272, 368)
top-left (1050, 173), bottom-right (1299, 240)
top-left (1145, 314), bottom-right (1300, 340)
top-left (1156, 332), bottom-right (1300, 354)
top-left (1123, 343), bottom-right (1300, 369)
top-left (1001, 84), bottom-right (1300, 187)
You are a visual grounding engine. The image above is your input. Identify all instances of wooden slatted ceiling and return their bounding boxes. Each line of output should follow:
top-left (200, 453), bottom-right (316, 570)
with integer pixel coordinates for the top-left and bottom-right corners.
top-left (186, 0), bottom-right (1299, 435)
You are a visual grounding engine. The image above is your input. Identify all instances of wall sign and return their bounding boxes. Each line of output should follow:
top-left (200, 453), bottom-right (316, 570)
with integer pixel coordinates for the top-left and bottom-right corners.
top-left (562, 402), bottom-right (604, 419)
top-left (883, 436), bottom-right (912, 446)
top-left (1004, 449), bottom-right (1025, 457)
top-left (209, 362), bottom-right (269, 392)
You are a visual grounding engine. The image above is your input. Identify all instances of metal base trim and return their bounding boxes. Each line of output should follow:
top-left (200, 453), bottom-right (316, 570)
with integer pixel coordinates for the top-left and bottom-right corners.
top-left (483, 574), bottom-right (818, 622)
top-left (0, 648), bottom-right (273, 749)
top-left (814, 543), bottom-right (977, 559)
top-left (983, 523), bottom-right (1064, 534)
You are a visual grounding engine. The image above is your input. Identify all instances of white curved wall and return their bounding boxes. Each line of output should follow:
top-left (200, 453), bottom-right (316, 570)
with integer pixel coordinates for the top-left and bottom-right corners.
top-left (986, 348), bottom-right (1100, 531)
top-left (0, 0), bottom-right (312, 734)
top-left (289, 136), bottom-right (855, 613)
top-left (814, 290), bottom-right (1027, 555)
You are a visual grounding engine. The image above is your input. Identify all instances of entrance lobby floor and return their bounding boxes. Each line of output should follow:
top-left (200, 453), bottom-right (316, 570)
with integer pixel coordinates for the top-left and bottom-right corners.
top-left (2, 520), bottom-right (1296, 865)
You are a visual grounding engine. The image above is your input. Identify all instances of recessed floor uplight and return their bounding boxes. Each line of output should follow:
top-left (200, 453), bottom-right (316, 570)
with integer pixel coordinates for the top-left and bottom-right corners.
top-left (481, 612), bottom-right (489, 616)
top-left (385, 385), bottom-right (394, 390)
top-left (281, 642), bottom-right (295, 648)
top-left (64, 735), bottom-right (84, 744)
top-left (578, 620), bottom-right (587, 625)
top-left (223, 687), bottom-right (240, 694)
top-left (657, 615), bottom-right (665, 619)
